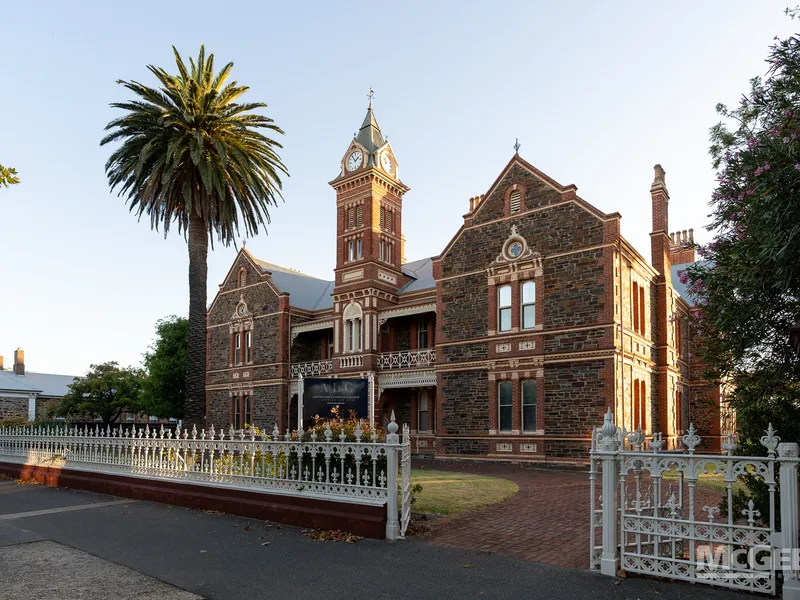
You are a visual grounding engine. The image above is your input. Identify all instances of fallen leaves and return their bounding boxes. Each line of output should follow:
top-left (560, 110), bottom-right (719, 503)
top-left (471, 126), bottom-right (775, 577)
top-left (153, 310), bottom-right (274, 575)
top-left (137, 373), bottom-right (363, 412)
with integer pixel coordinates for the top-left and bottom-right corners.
top-left (301, 529), bottom-right (363, 543)
top-left (16, 477), bottom-right (40, 485)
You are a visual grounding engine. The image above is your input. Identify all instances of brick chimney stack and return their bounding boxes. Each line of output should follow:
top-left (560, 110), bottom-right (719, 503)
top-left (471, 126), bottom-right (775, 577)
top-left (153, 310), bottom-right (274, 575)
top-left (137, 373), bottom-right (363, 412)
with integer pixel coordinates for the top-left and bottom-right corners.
top-left (650, 164), bottom-right (672, 285)
top-left (13, 349), bottom-right (24, 376)
top-left (669, 228), bottom-right (696, 265)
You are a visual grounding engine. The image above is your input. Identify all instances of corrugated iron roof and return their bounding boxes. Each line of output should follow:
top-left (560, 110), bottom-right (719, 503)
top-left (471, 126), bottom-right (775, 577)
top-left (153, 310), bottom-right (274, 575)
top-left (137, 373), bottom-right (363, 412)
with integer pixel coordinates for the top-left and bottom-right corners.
top-left (0, 370), bottom-right (76, 397)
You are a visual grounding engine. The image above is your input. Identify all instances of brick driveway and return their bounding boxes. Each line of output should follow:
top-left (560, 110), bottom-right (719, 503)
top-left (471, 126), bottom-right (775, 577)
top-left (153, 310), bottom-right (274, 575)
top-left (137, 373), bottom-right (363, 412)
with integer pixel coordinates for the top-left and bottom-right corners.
top-left (415, 460), bottom-right (591, 568)
top-left (415, 460), bottom-right (726, 570)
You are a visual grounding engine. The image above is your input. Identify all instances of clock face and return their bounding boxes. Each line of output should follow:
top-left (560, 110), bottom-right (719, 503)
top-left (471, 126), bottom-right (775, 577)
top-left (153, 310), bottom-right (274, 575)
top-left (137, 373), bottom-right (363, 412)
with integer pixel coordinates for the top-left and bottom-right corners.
top-left (381, 153), bottom-right (393, 173)
top-left (347, 151), bottom-right (363, 172)
top-left (508, 241), bottom-right (523, 258)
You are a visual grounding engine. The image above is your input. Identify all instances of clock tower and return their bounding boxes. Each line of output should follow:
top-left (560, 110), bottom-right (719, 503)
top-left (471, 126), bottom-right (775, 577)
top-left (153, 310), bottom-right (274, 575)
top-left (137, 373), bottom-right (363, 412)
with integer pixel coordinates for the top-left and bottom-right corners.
top-left (329, 101), bottom-right (410, 291)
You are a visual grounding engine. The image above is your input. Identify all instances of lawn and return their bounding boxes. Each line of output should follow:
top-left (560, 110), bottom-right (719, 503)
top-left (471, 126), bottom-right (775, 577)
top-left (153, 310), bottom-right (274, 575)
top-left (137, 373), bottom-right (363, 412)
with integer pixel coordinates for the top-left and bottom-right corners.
top-left (409, 469), bottom-right (518, 516)
top-left (662, 469), bottom-right (749, 495)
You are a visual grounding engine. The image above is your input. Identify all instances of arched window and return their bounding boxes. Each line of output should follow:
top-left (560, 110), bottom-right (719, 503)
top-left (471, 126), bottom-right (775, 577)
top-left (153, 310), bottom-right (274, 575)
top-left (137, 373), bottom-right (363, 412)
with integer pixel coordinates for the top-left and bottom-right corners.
top-left (510, 190), bottom-right (521, 214)
top-left (342, 302), bottom-right (363, 353)
top-left (238, 268), bottom-right (246, 288)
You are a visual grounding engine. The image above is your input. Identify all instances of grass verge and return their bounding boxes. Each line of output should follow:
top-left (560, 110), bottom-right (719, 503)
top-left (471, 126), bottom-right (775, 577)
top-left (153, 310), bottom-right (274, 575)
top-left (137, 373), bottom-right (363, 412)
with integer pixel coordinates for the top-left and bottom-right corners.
top-left (410, 469), bottom-right (518, 516)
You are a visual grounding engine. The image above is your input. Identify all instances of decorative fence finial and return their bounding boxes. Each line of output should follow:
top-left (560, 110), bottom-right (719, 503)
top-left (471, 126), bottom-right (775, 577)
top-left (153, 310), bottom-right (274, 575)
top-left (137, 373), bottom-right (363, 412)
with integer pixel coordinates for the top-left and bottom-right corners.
top-left (682, 423), bottom-right (701, 453)
top-left (761, 423), bottom-right (780, 456)
top-left (596, 409), bottom-right (619, 451)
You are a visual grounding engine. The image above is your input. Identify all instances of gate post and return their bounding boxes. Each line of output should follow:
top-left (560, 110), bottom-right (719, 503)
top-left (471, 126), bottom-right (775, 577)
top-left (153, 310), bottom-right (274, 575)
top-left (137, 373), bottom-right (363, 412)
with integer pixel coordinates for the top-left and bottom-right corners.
top-left (779, 443), bottom-right (800, 600)
top-left (597, 409), bottom-right (621, 576)
top-left (385, 412), bottom-right (400, 541)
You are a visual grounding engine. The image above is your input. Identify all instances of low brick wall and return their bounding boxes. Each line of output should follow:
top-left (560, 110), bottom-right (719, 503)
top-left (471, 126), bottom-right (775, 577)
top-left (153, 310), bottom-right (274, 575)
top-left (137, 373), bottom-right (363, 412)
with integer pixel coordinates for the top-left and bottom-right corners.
top-left (0, 460), bottom-right (387, 539)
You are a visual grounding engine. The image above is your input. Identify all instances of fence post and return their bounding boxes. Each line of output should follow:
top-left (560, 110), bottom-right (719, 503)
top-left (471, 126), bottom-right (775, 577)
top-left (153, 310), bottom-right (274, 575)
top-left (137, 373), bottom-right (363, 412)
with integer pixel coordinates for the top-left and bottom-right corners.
top-left (597, 409), bottom-right (621, 576)
top-left (385, 411), bottom-right (400, 541)
top-left (779, 443), bottom-right (800, 600)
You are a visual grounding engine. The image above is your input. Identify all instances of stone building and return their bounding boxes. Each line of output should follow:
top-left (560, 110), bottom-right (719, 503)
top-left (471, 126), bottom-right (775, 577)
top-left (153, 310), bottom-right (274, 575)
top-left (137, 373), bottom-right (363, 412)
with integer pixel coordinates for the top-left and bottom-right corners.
top-left (205, 104), bottom-right (730, 463)
top-left (0, 350), bottom-right (76, 422)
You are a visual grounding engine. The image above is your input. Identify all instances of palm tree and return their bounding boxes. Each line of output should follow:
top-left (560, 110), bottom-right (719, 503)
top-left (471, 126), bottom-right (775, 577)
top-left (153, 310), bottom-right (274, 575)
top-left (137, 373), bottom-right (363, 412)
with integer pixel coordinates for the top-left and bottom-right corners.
top-left (102, 46), bottom-right (287, 428)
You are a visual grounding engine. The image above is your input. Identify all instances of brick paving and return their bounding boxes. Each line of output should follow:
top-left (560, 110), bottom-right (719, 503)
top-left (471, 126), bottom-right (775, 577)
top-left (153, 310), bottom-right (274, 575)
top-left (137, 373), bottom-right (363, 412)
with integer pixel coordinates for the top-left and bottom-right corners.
top-left (415, 460), bottom-right (724, 570)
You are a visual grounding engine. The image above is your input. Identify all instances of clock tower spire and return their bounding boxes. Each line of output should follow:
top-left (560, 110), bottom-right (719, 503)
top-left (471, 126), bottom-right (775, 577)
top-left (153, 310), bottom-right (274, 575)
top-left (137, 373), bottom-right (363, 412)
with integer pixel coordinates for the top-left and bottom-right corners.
top-left (330, 100), bottom-right (409, 288)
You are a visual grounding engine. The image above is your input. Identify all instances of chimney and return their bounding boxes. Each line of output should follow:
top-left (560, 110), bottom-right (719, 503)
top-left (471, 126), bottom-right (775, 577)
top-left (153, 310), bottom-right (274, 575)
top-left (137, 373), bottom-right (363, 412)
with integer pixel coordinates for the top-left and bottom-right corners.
top-left (650, 164), bottom-right (672, 282)
top-left (668, 227), bottom-right (696, 265)
top-left (13, 349), bottom-right (24, 376)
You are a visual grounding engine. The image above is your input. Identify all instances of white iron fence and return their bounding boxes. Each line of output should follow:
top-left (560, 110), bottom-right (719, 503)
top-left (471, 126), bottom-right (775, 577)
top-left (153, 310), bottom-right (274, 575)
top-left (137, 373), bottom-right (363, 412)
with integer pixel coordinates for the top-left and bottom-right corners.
top-left (0, 416), bottom-right (412, 541)
top-left (590, 410), bottom-right (800, 598)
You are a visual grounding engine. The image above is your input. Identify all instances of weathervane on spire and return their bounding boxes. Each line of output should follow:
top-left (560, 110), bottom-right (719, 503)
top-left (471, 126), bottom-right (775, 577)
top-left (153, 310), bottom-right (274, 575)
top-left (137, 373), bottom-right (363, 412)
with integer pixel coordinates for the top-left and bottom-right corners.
top-left (514, 138), bottom-right (521, 155)
top-left (367, 87), bottom-right (374, 108)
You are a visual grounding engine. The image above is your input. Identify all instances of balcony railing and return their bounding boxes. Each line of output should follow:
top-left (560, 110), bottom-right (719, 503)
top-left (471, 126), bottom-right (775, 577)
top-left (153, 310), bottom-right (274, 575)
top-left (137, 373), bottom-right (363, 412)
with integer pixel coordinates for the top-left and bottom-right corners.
top-left (377, 349), bottom-right (436, 370)
top-left (338, 355), bottom-right (363, 369)
top-left (290, 359), bottom-right (333, 378)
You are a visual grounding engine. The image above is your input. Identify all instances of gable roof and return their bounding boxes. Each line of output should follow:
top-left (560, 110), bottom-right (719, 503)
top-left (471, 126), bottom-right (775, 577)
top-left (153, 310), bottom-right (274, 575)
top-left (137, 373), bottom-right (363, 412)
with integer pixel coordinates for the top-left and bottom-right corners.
top-left (0, 370), bottom-right (76, 397)
top-left (399, 257), bottom-right (435, 293)
top-left (253, 259), bottom-right (335, 311)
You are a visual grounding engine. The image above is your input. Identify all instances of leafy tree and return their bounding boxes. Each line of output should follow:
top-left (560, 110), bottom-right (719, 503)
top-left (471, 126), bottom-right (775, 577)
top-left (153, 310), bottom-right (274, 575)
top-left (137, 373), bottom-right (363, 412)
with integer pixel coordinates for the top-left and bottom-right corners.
top-left (101, 46), bottom-right (287, 428)
top-left (140, 316), bottom-right (187, 419)
top-left (683, 27), bottom-right (800, 523)
top-left (50, 362), bottom-right (144, 425)
top-left (0, 164), bottom-right (20, 188)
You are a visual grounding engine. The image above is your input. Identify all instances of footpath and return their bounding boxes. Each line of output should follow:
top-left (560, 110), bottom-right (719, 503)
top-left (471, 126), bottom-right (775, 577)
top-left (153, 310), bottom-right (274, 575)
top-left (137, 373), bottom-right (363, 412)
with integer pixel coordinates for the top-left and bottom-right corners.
top-left (0, 479), bottom-right (750, 600)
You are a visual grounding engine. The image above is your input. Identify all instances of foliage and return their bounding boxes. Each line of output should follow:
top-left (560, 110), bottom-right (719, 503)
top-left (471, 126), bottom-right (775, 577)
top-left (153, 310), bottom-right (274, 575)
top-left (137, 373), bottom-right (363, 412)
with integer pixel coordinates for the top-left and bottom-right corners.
top-left (101, 45), bottom-right (288, 427)
top-left (49, 362), bottom-right (144, 424)
top-left (0, 164), bottom-right (20, 188)
top-left (301, 406), bottom-right (384, 443)
top-left (682, 25), bottom-right (800, 520)
top-left (140, 316), bottom-right (187, 419)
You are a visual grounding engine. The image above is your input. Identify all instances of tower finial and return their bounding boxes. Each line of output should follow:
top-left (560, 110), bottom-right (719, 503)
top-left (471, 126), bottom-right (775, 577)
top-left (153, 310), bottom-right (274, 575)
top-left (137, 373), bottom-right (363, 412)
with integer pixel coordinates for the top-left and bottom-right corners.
top-left (514, 138), bottom-right (521, 154)
top-left (367, 87), bottom-right (374, 108)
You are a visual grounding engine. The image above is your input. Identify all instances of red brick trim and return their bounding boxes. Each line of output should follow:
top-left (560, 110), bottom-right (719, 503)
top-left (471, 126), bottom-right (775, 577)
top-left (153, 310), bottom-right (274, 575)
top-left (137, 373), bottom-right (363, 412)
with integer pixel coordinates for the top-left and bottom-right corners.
top-left (0, 461), bottom-right (387, 540)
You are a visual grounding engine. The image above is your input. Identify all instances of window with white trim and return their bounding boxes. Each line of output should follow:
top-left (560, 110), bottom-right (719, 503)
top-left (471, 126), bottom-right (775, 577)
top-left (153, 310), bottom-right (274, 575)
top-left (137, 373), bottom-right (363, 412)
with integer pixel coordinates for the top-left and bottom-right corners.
top-left (234, 332), bottom-right (242, 365)
top-left (521, 281), bottom-right (535, 329)
top-left (510, 190), bottom-right (521, 214)
top-left (499, 381), bottom-right (513, 432)
top-left (379, 239), bottom-right (385, 261)
top-left (418, 390), bottom-right (430, 432)
top-left (233, 397), bottom-right (241, 429)
top-left (498, 285), bottom-right (512, 332)
top-left (245, 331), bottom-right (252, 363)
top-left (357, 238), bottom-right (363, 259)
top-left (348, 241), bottom-right (355, 262)
top-left (244, 394), bottom-right (252, 427)
top-left (522, 380), bottom-right (537, 432)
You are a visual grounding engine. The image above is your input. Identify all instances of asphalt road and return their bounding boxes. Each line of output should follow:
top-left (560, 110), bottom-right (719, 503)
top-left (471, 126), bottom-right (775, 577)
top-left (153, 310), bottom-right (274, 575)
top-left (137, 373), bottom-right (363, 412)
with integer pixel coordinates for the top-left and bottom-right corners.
top-left (0, 479), bottom-right (754, 600)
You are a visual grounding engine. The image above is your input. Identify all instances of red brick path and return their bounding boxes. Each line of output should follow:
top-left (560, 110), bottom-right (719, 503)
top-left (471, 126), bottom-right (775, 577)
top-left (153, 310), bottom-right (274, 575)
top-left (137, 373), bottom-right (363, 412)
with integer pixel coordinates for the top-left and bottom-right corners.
top-left (415, 460), bottom-right (723, 570)
top-left (416, 461), bottom-right (592, 568)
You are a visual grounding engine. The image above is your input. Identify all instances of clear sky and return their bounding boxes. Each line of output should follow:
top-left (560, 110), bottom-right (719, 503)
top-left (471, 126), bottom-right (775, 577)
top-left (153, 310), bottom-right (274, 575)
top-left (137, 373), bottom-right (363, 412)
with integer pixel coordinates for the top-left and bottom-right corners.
top-left (0, 1), bottom-right (795, 376)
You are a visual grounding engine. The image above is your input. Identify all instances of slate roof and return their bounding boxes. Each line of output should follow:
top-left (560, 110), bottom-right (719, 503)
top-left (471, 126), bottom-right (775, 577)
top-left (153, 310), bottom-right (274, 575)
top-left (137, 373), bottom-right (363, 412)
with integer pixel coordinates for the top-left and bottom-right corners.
top-left (399, 257), bottom-right (436, 293)
top-left (356, 106), bottom-right (385, 159)
top-left (0, 370), bottom-right (76, 397)
top-left (253, 259), bottom-right (335, 311)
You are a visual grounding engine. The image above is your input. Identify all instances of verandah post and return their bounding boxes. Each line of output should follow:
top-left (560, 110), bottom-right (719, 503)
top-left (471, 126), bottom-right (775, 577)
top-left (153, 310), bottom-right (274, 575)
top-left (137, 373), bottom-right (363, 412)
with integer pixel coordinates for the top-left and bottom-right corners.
top-left (779, 443), bottom-right (800, 600)
top-left (598, 409), bottom-right (621, 576)
top-left (385, 411), bottom-right (399, 541)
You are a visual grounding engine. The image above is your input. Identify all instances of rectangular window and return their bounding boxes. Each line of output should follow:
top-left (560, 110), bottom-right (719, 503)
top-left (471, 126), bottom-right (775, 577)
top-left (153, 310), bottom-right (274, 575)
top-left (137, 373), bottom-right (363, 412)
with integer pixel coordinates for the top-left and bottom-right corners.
top-left (126, 413), bottom-right (135, 424)
top-left (498, 285), bottom-right (512, 332)
top-left (380, 206), bottom-right (385, 229)
top-left (633, 378), bottom-right (640, 429)
top-left (234, 333), bottom-right (241, 365)
top-left (356, 205), bottom-right (362, 227)
top-left (244, 395), bottom-right (251, 427)
top-left (149, 415), bottom-right (158, 424)
top-left (522, 380), bottom-right (537, 432)
top-left (347, 320), bottom-right (354, 353)
top-left (245, 331), bottom-right (252, 363)
top-left (675, 390), bottom-right (683, 432)
top-left (348, 241), bottom-right (355, 262)
top-left (355, 318), bottom-right (362, 351)
top-left (632, 282), bottom-right (639, 333)
top-left (639, 286), bottom-right (646, 336)
top-left (379, 239), bottom-right (385, 261)
top-left (387, 210), bottom-right (393, 232)
top-left (233, 397), bottom-right (241, 430)
top-left (639, 380), bottom-right (647, 430)
top-left (521, 281), bottom-right (536, 329)
top-left (387, 242), bottom-right (392, 263)
top-left (357, 238), bottom-right (363, 259)
top-left (417, 315), bottom-right (429, 348)
top-left (675, 317), bottom-right (682, 356)
top-left (499, 381), bottom-right (513, 432)
top-left (348, 208), bottom-right (354, 229)
top-left (418, 391), bottom-right (429, 432)
top-left (510, 190), bottom-right (521, 214)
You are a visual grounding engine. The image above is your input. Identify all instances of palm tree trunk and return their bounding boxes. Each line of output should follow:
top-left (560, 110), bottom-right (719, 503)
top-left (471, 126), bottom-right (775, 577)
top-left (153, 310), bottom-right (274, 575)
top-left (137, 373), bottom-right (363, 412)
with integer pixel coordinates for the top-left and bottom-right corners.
top-left (185, 212), bottom-right (208, 430)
